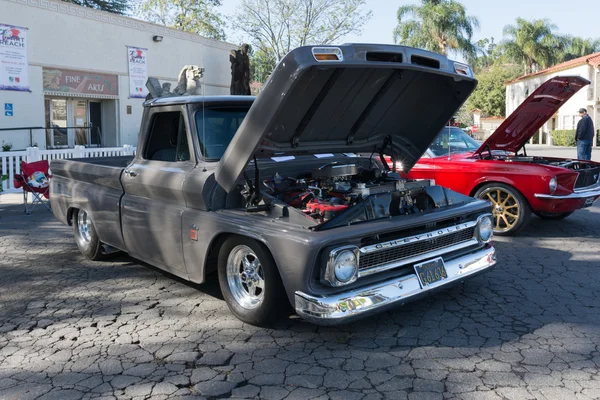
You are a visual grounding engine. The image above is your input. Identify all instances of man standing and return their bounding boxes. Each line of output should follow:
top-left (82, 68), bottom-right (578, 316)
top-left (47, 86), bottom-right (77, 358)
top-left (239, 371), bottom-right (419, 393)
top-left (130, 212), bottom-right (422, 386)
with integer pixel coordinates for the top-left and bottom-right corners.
top-left (576, 108), bottom-right (594, 160)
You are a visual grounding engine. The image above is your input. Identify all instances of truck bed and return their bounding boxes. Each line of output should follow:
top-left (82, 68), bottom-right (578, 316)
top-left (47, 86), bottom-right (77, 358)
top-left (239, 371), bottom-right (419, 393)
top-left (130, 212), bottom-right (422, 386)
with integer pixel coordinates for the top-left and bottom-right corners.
top-left (50, 156), bottom-right (133, 251)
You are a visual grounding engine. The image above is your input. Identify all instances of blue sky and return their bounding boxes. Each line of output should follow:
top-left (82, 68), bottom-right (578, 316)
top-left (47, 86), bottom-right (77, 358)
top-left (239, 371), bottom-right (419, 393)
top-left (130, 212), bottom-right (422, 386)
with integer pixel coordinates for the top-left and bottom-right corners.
top-left (221, 0), bottom-right (600, 56)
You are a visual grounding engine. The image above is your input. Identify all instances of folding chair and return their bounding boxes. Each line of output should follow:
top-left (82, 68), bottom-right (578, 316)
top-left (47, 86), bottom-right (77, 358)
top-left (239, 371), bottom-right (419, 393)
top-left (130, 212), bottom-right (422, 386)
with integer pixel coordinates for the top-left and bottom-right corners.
top-left (13, 160), bottom-right (52, 215)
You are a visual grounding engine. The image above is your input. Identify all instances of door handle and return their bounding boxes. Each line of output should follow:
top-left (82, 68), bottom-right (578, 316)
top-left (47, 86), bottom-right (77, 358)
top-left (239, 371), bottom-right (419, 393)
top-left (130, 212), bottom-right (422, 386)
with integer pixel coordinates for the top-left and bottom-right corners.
top-left (124, 169), bottom-right (138, 177)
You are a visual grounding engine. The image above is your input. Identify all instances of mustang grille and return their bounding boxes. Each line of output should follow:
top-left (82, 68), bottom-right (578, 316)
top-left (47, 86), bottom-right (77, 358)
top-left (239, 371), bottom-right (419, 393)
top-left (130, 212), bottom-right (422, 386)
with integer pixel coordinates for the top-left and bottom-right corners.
top-left (359, 227), bottom-right (476, 271)
top-left (575, 166), bottom-right (600, 189)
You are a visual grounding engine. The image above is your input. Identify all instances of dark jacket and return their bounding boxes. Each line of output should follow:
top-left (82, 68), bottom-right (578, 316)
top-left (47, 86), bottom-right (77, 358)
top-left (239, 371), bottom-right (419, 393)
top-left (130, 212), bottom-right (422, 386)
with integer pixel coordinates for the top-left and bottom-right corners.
top-left (576, 113), bottom-right (595, 141)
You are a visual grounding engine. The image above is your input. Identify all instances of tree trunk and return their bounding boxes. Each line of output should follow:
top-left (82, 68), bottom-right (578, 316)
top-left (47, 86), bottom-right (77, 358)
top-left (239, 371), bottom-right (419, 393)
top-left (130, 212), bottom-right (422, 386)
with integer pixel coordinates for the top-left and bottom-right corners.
top-left (439, 37), bottom-right (448, 56)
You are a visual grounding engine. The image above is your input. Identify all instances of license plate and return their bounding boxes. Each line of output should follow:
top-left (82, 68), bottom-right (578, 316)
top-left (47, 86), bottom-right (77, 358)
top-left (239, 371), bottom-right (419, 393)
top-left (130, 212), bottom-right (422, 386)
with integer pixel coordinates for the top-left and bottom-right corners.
top-left (584, 197), bottom-right (595, 207)
top-left (414, 257), bottom-right (448, 287)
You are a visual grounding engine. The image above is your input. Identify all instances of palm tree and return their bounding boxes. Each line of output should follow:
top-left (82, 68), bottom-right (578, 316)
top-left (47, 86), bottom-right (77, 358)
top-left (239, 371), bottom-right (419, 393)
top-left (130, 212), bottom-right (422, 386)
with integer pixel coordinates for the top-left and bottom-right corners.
top-left (560, 36), bottom-right (600, 61)
top-left (501, 18), bottom-right (561, 74)
top-left (393, 0), bottom-right (479, 60)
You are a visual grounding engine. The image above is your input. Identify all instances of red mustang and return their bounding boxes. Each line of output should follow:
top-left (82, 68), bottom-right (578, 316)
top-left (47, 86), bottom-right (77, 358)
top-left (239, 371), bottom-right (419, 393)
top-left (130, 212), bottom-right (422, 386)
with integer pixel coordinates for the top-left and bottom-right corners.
top-left (394, 76), bottom-right (600, 235)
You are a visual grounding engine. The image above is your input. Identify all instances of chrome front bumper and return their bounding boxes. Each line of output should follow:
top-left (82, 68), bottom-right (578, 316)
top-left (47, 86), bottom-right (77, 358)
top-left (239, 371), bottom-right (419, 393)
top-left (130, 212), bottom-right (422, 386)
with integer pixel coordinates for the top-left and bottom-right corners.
top-left (535, 181), bottom-right (600, 200)
top-left (295, 246), bottom-right (496, 325)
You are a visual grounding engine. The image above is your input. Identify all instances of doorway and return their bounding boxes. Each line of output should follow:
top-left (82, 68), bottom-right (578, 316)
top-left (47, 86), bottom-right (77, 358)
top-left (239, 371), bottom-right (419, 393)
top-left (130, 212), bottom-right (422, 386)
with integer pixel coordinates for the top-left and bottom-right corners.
top-left (74, 100), bottom-right (88, 146)
top-left (45, 98), bottom-right (69, 148)
top-left (45, 98), bottom-right (104, 148)
top-left (89, 101), bottom-right (102, 146)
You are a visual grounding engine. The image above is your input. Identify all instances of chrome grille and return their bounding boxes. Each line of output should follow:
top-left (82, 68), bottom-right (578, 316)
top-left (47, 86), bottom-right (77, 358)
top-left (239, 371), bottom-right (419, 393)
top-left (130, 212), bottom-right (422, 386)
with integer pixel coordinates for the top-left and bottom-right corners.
top-left (359, 227), bottom-right (475, 270)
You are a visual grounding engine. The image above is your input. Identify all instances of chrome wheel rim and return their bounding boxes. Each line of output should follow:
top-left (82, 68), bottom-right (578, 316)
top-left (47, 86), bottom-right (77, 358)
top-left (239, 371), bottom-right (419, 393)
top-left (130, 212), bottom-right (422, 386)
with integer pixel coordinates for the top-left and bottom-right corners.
top-left (479, 188), bottom-right (520, 232)
top-left (226, 245), bottom-right (265, 309)
top-left (77, 210), bottom-right (92, 243)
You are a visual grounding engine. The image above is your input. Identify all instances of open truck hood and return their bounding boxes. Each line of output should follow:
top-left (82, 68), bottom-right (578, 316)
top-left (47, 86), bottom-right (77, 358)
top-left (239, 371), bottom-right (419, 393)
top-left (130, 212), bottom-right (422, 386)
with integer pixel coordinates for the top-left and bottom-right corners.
top-left (475, 76), bottom-right (590, 155)
top-left (215, 44), bottom-right (478, 192)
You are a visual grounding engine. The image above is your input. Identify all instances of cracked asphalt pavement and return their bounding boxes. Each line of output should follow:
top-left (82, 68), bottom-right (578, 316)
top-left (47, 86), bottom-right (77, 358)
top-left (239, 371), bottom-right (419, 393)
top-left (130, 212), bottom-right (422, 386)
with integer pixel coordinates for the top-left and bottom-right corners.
top-left (1, 200), bottom-right (599, 400)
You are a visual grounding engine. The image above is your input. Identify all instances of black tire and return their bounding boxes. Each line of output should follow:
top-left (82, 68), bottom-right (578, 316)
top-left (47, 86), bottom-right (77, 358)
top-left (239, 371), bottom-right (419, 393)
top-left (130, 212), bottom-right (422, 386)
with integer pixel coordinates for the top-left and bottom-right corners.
top-left (474, 183), bottom-right (531, 236)
top-left (217, 236), bottom-right (287, 326)
top-left (73, 209), bottom-right (104, 260)
top-left (534, 211), bottom-right (574, 220)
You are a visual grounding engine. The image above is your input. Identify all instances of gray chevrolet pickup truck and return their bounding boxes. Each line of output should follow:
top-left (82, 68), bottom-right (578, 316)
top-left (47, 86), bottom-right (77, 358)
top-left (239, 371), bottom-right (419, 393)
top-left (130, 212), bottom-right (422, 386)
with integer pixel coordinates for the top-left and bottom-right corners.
top-left (51, 44), bottom-right (496, 326)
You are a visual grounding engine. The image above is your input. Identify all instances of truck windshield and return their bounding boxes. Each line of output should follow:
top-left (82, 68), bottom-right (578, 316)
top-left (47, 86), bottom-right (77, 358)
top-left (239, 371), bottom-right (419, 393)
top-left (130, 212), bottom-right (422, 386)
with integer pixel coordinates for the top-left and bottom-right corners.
top-left (429, 127), bottom-right (480, 157)
top-left (195, 107), bottom-right (250, 160)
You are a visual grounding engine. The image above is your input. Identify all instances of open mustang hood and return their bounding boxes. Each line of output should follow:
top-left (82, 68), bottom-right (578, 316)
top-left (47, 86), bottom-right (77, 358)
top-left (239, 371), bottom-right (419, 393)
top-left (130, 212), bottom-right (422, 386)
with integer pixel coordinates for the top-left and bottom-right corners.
top-left (475, 76), bottom-right (590, 155)
top-left (215, 44), bottom-right (477, 192)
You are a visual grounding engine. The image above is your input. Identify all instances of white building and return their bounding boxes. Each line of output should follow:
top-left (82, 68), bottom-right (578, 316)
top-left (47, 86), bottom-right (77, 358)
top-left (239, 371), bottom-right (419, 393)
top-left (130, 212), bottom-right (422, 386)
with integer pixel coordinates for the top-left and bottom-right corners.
top-left (472, 109), bottom-right (505, 140)
top-left (0, 0), bottom-right (235, 150)
top-left (505, 52), bottom-right (600, 146)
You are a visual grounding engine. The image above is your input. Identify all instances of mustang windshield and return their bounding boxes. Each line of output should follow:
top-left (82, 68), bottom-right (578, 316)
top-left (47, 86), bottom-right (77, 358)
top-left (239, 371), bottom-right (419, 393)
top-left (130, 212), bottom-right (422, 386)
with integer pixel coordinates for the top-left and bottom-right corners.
top-left (195, 107), bottom-right (251, 160)
top-left (429, 127), bottom-right (480, 157)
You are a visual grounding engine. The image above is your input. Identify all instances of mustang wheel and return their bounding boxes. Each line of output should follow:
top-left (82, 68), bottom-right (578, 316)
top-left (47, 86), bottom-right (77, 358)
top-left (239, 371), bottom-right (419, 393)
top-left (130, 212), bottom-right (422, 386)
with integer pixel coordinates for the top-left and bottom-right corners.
top-left (218, 237), bottom-right (287, 326)
top-left (73, 209), bottom-right (104, 260)
top-left (534, 211), bottom-right (574, 220)
top-left (475, 183), bottom-right (531, 236)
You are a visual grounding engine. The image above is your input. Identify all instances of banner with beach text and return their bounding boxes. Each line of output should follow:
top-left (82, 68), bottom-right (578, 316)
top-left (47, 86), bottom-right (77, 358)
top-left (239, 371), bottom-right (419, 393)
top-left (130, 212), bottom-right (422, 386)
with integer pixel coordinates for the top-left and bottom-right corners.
top-left (0, 24), bottom-right (29, 91)
top-left (127, 46), bottom-right (148, 98)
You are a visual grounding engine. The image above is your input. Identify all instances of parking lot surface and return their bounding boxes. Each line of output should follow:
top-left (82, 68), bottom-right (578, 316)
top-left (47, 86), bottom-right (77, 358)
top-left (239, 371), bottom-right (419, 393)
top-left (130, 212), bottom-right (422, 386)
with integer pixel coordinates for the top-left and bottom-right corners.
top-left (1, 199), bottom-right (599, 400)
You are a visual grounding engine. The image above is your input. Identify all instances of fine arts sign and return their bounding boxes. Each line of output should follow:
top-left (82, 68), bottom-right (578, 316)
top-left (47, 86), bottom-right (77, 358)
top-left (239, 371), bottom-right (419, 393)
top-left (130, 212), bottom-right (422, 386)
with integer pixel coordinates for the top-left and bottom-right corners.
top-left (43, 68), bottom-right (118, 96)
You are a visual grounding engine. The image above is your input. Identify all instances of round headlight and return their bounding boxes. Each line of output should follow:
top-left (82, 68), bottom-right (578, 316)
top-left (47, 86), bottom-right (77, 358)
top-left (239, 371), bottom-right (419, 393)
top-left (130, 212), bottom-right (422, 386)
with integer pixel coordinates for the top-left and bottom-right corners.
top-left (333, 250), bottom-right (358, 283)
top-left (478, 216), bottom-right (493, 243)
top-left (549, 176), bottom-right (557, 194)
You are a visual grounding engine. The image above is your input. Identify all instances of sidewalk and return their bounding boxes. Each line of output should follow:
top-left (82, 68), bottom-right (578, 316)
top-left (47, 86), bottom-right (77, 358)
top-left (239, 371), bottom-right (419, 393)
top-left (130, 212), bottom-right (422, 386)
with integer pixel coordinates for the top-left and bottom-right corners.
top-left (524, 144), bottom-right (600, 162)
top-left (0, 193), bottom-right (31, 218)
top-left (0, 193), bottom-right (23, 206)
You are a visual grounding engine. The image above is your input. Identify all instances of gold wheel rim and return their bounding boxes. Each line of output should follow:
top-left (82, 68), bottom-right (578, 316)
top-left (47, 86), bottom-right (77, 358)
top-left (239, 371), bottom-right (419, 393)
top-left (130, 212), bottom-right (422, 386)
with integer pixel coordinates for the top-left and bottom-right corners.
top-left (480, 188), bottom-right (520, 232)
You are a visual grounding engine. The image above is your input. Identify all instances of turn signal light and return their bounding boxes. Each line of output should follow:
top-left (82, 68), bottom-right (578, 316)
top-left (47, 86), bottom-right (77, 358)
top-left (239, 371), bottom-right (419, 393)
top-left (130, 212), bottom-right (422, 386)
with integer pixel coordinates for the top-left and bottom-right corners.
top-left (454, 62), bottom-right (471, 76)
top-left (314, 54), bottom-right (339, 61)
top-left (312, 47), bottom-right (343, 62)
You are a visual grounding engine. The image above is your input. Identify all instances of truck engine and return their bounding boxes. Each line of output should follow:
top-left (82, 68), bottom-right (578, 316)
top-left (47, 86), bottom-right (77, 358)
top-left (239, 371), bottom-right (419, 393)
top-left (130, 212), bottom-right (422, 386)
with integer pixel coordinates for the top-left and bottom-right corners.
top-left (261, 163), bottom-right (436, 224)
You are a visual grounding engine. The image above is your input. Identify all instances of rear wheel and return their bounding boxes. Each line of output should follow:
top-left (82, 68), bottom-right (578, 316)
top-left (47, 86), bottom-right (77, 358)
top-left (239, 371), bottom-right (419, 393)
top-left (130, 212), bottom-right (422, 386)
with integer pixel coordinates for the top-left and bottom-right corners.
top-left (218, 237), bottom-right (287, 326)
top-left (475, 183), bottom-right (531, 236)
top-left (73, 209), bottom-right (104, 260)
top-left (535, 211), bottom-right (574, 220)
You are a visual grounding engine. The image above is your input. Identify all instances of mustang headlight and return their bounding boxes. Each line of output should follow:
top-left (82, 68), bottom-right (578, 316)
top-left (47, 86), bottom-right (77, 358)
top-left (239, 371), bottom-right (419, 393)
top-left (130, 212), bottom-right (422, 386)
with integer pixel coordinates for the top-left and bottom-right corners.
top-left (477, 214), bottom-right (493, 243)
top-left (325, 247), bottom-right (358, 286)
top-left (549, 176), bottom-right (558, 194)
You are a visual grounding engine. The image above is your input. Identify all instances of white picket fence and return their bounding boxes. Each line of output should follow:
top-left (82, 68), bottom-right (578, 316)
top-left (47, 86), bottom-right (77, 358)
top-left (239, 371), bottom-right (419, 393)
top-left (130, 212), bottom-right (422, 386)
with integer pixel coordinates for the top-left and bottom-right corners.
top-left (1, 145), bottom-right (136, 193)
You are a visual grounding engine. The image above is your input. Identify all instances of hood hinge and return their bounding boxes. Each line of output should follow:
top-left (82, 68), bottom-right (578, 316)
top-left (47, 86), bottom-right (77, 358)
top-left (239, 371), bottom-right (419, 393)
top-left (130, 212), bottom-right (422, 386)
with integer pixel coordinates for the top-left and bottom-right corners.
top-left (243, 155), bottom-right (270, 212)
top-left (378, 135), bottom-right (395, 172)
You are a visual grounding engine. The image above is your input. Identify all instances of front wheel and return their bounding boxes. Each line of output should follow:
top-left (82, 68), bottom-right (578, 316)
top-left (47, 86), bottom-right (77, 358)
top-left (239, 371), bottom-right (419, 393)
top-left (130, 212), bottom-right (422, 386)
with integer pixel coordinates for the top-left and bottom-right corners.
top-left (534, 211), bottom-right (574, 220)
top-left (73, 209), bottom-right (104, 260)
top-left (474, 183), bottom-right (531, 236)
top-left (218, 237), bottom-right (287, 326)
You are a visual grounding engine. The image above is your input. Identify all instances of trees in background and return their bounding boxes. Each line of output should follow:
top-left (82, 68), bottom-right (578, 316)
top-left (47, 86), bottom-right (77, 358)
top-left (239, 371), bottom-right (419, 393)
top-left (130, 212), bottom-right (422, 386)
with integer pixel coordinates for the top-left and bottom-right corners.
top-left (393, 0), bottom-right (479, 60)
top-left (467, 64), bottom-right (521, 117)
top-left (134, 0), bottom-right (226, 40)
top-left (474, 18), bottom-right (600, 117)
top-left (62, 0), bottom-right (129, 14)
top-left (233, 0), bottom-right (372, 80)
top-left (500, 18), bottom-right (561, 74)
top-left (560, 36), bottom-right (600, 61)
top-left (500, 19), bottom-right (600, 74)
top-left (65, 0), bottom-right (600, 106)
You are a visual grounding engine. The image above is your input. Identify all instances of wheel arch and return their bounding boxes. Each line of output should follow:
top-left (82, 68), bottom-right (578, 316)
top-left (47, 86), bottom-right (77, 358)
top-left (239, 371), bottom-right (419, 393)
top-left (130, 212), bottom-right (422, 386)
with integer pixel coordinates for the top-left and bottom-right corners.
top-left (66, 206), bottom-right (77, 226)
top-left (469, 178), bottom-right (529, 206)
top-left (203, 232), bottom-right (276, 277)
top-left (470, 180), bottom-right (533, 235)
top-left (66, 204), bottom-right (91, 226)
